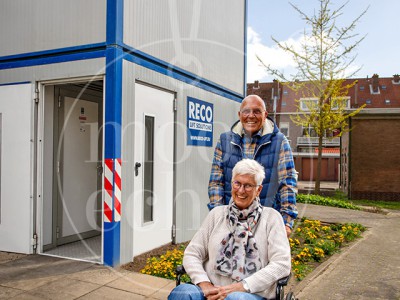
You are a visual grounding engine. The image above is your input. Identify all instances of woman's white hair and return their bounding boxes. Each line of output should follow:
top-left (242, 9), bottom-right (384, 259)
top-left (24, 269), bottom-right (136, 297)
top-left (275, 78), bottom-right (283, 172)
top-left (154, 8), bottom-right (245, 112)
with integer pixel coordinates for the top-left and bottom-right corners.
top-left (232, 159), bottom-right (265, 185)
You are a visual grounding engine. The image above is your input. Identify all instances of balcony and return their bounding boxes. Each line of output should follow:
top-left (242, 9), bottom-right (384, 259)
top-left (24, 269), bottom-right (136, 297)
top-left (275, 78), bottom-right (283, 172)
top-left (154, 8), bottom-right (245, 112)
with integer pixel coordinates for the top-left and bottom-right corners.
top-left (297, 136), bottom-right (340, 146)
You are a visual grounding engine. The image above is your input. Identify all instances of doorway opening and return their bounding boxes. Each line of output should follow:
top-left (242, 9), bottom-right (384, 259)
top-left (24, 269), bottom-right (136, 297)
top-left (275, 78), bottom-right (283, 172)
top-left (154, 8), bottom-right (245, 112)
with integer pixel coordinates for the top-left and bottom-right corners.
top-left (40, 80), bottom-right (104, 263)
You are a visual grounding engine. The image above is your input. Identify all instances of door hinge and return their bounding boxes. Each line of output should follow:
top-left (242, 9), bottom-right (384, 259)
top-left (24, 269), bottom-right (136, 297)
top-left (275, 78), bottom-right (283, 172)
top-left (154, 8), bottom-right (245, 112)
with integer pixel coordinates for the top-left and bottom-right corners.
top-left (32, 233), bottom-right (38, 252)
top-left (171, 224), bottom-right (176, 239)
top-left (173, 98), bottom-right (177, 111)
top-left (57, 161), bottom-right (60, 174)
top-left (56, 226), bottom-right (60, 239)
top-left (58, 95), bottom-right (61, 108)
top-left (34, 88), bottom-right (39, 103)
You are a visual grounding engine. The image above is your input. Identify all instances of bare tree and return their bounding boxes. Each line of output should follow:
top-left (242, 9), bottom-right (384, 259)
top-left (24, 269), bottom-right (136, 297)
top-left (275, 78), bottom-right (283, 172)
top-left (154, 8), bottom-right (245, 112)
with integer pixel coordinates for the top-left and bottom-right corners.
top-left (258, 0), bottom-right (368, 194)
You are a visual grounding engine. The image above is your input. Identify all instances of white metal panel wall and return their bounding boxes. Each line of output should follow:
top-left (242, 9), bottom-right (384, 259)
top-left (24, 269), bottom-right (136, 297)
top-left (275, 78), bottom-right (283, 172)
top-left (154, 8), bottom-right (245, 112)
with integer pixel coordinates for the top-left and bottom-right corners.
top-left (129, 64), bottom-right (241, 243)
top-left (120, 60), bottom-right (135, 264)
top-left (0, 0), bottom-right (106, 57)
top-left (0, 84), bottom-right (33, 254)
top-left (124, 0), bottom-right (245, 95)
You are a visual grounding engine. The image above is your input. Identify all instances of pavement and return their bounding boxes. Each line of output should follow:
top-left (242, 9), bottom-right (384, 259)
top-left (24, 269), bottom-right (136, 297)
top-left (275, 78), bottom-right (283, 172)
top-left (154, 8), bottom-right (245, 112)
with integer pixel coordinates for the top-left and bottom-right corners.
top-left (0, 203), bottom-right (399, 300)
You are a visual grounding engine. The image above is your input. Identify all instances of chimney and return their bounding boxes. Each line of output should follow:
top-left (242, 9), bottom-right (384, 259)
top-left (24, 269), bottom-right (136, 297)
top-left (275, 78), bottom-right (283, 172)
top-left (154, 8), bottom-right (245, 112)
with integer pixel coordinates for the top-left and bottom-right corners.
top-left (273, 79), bottom-right (280, 97)
top-left (394, 74), bottom-right (400, 83)
top-left (372, 74), bottom-right (379, 93)
top-left (354, 80), bottom-right (358, 106)
top-left (253, 80), bottom-right (259, 89)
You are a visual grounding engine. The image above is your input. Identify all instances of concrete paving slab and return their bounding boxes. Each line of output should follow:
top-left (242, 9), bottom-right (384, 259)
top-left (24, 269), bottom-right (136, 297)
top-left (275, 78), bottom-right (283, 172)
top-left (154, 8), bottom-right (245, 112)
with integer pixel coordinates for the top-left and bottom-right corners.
top-left (8, 291), bottom-right (45, 300)
top-left (294, 204), bottom-right (400, 300)
top-left (0, 252), bottom-right (26, 264)
top-left (78, 286), bottom-right (146, 300)
top-left (148, 280), bottom-right (176, 300)
top-left (0, 285), bottom-right (24, 298)
top-left (0, 274), bottom-right (63, 291)
top-left (25, 278), bottom-right (101, 300)
top-left (64, 265), bottom-right (122, 285)
top-left (106, 271), bottom-right (172, 297)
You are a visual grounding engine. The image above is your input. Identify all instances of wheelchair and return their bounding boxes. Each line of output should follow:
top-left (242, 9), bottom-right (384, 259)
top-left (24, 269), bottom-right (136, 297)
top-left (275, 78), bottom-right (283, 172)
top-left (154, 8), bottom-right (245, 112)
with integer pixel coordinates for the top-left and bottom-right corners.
top-left (175, 265), bottom-right (296, 300)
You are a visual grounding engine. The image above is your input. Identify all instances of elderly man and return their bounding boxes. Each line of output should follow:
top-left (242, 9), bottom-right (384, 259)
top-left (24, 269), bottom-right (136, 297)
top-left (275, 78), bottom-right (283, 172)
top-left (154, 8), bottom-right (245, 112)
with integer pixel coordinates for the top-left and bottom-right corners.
top-left (208, 94), bottom-right (298, 236)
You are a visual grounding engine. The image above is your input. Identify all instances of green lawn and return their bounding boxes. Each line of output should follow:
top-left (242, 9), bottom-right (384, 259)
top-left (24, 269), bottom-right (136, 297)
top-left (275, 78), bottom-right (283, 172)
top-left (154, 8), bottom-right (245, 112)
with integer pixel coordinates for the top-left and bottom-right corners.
top-left (298, 192), bottom-right (400, 211)
top-left (349, 199), bottom-right (400, 211)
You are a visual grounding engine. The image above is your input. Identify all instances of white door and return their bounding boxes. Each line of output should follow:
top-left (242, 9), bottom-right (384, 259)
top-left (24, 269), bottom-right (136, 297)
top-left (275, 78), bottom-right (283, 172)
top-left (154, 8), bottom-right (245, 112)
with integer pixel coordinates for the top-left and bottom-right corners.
top-left (133, 83), bottom-right (174, 255)
top-left (0, 83), bottom-right (33, 254)
top-left (56, 92), bottom-right (101, 245)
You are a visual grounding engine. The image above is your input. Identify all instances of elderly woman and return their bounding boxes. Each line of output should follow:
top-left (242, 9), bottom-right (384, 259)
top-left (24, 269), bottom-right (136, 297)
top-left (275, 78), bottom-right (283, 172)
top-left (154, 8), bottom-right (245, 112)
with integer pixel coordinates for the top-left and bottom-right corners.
top-left (168, 159), bottom-right (291, 300)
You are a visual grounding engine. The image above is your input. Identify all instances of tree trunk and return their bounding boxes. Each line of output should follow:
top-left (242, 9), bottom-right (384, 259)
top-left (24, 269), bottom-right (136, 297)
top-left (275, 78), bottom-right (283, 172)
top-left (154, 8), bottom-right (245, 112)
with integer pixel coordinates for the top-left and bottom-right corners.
top-left (315, 135), bottom-right (323, 194)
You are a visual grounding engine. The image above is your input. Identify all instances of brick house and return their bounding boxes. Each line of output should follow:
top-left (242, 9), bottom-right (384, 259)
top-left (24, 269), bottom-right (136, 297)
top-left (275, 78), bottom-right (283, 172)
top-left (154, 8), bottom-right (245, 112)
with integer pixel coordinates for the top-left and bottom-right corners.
top-left (247, 75), bottom-right (400, 196)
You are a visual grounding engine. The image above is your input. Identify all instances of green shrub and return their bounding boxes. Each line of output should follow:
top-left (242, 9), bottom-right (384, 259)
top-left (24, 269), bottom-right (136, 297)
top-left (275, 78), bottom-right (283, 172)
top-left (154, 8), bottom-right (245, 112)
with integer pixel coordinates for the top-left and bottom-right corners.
top-left (297, 194), bottom-right (361, 210)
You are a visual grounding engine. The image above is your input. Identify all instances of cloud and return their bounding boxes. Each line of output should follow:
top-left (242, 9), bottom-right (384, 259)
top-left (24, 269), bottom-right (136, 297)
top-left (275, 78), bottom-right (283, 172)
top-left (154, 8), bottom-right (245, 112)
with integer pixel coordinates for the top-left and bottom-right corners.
top-left (246, 27), bottom-right (362, 83)
top-left (247, 27), bottom-right (298, 83)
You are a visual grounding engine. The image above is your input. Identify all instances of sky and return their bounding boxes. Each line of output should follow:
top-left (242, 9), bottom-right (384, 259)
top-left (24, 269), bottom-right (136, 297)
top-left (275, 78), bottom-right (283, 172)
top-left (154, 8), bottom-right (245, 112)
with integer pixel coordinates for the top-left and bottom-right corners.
top-left (246, 0), bottom-right (400, 83)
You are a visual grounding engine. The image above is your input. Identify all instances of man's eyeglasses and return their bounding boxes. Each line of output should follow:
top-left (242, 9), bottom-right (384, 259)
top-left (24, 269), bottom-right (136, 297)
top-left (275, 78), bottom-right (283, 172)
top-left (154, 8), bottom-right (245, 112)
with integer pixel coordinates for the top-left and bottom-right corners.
top-left (232, 180), bottom-right (259, 192)
top-left (240, 109), bottom-right (265, 117)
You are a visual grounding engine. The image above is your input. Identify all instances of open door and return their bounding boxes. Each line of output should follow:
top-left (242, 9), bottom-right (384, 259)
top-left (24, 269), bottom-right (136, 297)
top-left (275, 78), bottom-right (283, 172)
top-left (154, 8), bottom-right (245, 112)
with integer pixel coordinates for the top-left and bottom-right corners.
top-left (41, 81), bottom-right (103, 263)
top-left (54, 88), bottom-right (102, 246)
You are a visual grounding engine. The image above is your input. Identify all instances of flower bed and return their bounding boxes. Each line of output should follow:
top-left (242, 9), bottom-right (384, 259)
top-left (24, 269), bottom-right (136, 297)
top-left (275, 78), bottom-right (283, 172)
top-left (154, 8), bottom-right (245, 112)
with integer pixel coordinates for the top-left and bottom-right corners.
top-left (140, 217), bottom-right (366, 282)
top-left (290, 218), bottom-right (365, 280)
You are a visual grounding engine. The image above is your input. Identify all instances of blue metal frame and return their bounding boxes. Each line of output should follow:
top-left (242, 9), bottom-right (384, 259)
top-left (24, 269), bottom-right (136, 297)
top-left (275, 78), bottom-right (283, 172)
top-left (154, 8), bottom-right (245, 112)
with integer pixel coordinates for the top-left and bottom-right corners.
top-left (102, 0), bottom-right (124, 267)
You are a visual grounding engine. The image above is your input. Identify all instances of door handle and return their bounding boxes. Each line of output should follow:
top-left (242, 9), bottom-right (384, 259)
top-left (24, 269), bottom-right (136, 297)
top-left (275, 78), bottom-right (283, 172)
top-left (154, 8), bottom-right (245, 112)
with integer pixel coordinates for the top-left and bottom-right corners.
top-left (135, 162), bottom-right (142, 176)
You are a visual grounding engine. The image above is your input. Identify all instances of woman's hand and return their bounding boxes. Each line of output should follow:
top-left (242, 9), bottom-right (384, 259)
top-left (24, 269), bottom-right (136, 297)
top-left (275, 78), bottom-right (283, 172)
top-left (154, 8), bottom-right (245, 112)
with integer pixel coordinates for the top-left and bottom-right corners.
top-left (201, 282), bottom-right (247, 300)
top-left (198, 282), bottom-right (219, 299)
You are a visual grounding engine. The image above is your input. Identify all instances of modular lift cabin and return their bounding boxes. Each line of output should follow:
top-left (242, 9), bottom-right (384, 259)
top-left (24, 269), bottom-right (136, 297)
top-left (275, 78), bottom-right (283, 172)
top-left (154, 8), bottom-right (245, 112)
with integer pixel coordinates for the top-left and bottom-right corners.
top-left (0, 1), bottom-right (246, 266)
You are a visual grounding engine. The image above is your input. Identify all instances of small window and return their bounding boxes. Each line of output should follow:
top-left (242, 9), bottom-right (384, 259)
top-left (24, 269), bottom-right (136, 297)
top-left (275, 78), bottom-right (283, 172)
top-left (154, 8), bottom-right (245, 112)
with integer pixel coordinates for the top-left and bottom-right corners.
top-left (359, 86), bottom-right (365, 91)
top-left (366, 99), bottom-right (371, 105)
top-left (281, 101), bottom-right (286, 107)
top-left (385, 99), bottom-right (391, 105)
top-left (382, 85), bottom-right (387, 90)
top-left (280, 122), bottom-right (289, 137)
top-left (283, 90), bottom-right (288, 95)
top-left (143, 115), bottom-right (155, 223)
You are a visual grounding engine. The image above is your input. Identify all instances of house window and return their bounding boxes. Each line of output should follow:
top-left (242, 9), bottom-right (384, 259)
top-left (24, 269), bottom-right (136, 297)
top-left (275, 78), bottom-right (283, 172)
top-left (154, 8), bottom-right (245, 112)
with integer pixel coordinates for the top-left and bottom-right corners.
top-left (385, 99), bottom-right (391, 105)
top-left (359, 86), bottom-right (365, 91)
top-left (280, 122), bottom-right (289, 137)
top-left (281, 101), bottom-right (286, 107)
top-left (300, 98), bottom-right (318, 111)
top-left (381, 85), bottom-right (387, 90)
top-left (283, 90), bottom-right (288, 95)
top-left (366, 99), bottom-right (372, 105)
top-left (302, 125), bottom-right (317, 137)
top-left (300, 97), bottom-right (349, 111)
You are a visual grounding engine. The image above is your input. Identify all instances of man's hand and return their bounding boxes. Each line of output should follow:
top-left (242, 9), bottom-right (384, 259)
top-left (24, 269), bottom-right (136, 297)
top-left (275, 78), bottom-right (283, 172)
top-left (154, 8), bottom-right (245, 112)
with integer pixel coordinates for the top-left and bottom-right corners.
top-left (285, 225), bottom-right (292, 237)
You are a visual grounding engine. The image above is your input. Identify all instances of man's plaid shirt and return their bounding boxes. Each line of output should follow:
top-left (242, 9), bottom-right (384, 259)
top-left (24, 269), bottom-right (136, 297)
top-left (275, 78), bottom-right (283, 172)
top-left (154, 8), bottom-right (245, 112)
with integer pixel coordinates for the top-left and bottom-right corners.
top-left (208, 127), bottom-right (298, 228)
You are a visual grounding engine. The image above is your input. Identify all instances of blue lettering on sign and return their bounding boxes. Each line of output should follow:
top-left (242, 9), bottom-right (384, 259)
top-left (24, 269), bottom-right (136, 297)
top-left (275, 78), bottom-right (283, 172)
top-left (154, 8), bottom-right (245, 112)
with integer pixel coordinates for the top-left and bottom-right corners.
top-left (187, 97), bottom-right (213, 147)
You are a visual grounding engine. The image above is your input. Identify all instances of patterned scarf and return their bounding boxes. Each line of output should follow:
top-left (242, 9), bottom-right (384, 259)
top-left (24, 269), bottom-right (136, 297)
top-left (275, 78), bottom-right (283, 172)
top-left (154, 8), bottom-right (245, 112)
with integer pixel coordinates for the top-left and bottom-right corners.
top-left (215, 197), bottom-right (263, 281)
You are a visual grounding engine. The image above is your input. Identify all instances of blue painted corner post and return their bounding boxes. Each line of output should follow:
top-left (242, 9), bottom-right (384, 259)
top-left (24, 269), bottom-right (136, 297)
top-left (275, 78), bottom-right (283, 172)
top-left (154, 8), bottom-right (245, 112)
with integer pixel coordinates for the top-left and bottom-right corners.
top-left (104, 0), bottom-right (124, 267)
top-left (104, 46), bottom-right (123, 267)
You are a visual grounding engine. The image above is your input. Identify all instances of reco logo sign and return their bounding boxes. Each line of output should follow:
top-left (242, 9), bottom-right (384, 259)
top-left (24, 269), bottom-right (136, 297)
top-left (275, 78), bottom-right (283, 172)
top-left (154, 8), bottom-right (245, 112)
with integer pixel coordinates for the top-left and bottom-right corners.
top-left (187, 97), bottom-right (213, 147)
top-left (188, 101), bottom-right (213, 122)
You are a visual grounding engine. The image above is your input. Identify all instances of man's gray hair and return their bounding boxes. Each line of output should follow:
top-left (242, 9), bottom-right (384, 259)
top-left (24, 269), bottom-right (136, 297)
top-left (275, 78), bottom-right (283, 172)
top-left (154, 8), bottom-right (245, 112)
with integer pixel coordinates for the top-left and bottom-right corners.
top-left (232, 159), bottom-right (265, 186)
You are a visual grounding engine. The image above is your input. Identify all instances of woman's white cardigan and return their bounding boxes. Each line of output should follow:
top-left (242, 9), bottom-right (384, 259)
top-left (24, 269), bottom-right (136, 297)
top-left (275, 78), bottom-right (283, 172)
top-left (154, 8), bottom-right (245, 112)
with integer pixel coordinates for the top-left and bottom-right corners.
top-left (183, 206), bottom-right (291, 299)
